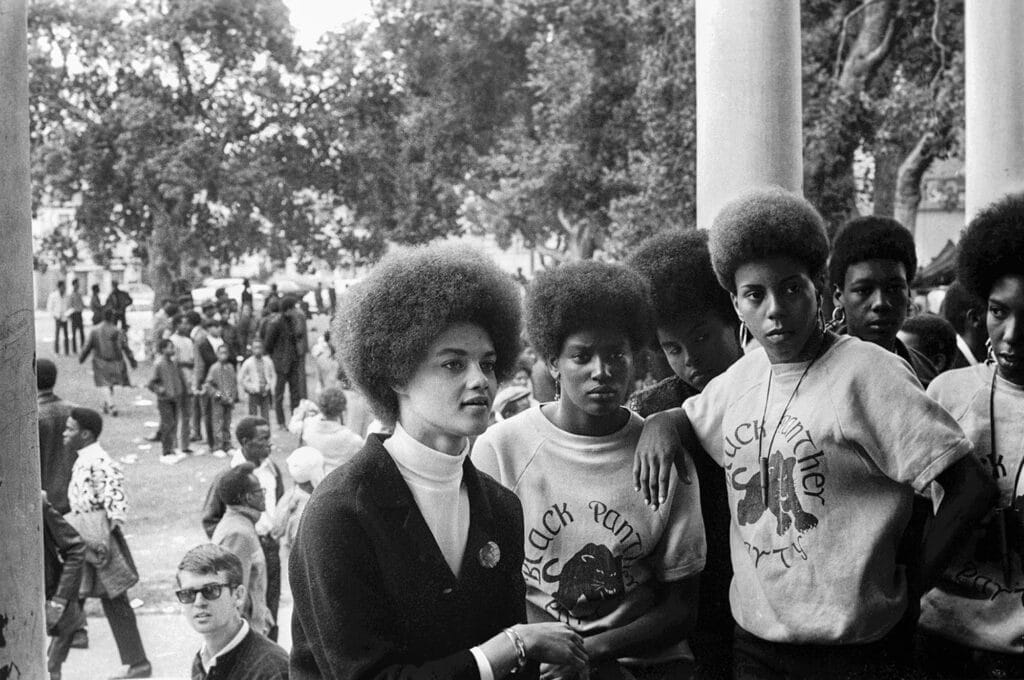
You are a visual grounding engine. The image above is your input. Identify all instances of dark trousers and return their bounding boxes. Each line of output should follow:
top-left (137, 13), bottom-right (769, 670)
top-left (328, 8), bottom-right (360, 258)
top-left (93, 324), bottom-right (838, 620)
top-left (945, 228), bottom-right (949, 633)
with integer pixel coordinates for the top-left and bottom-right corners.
top-left (733, 623), bottom-right (912, 680)
top-left (69, 311), bottom-right (85, 352)
top-left (192, 393), bottom-right (214, 447)
top-left (248, 392), bottom-right (271, 421)
top-left (47, 599), bottom-right (85, 674)
top-left (210, 401), bottom-right (233, 452)
top-left (178, 395), bottom-right (191, 450)
top-left (54, 318), bottom-right (69, 355)
top-left (259, 534), bottom-right (281, 641)
top-left (273, 368), bottom-right (302, 427)
top-left (916, 631), bottom-right (1024, 679)
top-left (156, 398), bottom-right (180, 455)
top-left (100, 591), bottom-right (147, 667)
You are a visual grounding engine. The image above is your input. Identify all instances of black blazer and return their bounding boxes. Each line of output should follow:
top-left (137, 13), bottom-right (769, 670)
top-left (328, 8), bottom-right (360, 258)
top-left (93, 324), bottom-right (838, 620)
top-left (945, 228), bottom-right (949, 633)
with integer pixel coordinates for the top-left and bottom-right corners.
top-left (289, 434), bottom-right (531, 680)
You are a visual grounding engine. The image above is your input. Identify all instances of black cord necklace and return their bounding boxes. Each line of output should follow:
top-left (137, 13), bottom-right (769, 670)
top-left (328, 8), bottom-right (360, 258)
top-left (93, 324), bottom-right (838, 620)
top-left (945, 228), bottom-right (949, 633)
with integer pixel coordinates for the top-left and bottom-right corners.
top-left (987, 367), bottom-right (1024, 583)
top-left (757, 331), bottom-right (832, 508)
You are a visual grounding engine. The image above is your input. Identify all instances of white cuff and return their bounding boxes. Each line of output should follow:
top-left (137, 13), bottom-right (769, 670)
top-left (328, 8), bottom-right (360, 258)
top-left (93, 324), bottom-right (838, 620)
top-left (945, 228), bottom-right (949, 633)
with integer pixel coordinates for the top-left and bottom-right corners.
top-left (470, 646), bottom-right (495, 680)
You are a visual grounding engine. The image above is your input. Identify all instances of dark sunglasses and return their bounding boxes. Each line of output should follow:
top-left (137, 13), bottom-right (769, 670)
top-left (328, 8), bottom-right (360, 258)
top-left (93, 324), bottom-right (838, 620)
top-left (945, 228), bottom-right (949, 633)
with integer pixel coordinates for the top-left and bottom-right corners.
top-left (175, 582), bottom-right (235, 604)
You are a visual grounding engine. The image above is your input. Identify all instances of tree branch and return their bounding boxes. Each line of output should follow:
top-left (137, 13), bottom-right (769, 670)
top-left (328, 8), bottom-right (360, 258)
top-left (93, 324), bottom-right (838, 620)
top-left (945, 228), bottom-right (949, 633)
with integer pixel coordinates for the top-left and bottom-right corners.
top-left (894, 131), bottom-right (937, 237)
top-left (834, 0), bottom-right (884, 81)
top-left (170, 39), bottom-right (196, 115)
top-left (836, 0), bottom-right (896, 90)
top-left (930, 0), bottom-right (949, 91)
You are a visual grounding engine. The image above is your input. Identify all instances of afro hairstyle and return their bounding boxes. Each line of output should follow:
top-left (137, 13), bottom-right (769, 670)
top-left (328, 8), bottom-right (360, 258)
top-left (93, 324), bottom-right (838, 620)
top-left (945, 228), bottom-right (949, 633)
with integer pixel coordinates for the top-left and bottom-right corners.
top-left (334, 243), bottom-right (523, 426)
top-left (901, 313), bottom-right (956, 367)
top-left (216, 461), bottom-right (258, 506)
top-left (940, 280), bottom-right (985, 335)
top-left (957, 192), bottom-right (1024, 301)
top-left (525, 260), bottom-right (654, 361)
top-left (829, 216), bottom-right (917, 289)
top-left (37, 358), bottom-right (57, 390)
top-left (628, 229), bottom-right (735, 329)
top-left (708, 187), bottom-right (829, 292)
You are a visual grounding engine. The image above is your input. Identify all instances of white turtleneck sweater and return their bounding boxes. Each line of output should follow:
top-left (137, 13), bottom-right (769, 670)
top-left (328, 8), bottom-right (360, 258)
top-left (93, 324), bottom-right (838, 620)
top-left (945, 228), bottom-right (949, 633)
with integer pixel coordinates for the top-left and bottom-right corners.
top-left (383, 423), bottom-right (470, 578)
top-left (384, 424), bottom-right (497, 680)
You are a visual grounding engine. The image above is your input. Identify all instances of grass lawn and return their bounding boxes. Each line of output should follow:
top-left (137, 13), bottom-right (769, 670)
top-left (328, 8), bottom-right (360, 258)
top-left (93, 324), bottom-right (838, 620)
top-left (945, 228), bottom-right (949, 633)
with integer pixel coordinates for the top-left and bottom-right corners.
top-left (38, 321), bottom-right (305, 615)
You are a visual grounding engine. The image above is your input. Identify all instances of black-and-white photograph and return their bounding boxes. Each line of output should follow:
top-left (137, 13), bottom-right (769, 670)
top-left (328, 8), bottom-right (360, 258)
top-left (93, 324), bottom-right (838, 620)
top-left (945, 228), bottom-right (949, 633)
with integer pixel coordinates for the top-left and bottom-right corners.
top-left (2, 1), bottom-right (1023, 679)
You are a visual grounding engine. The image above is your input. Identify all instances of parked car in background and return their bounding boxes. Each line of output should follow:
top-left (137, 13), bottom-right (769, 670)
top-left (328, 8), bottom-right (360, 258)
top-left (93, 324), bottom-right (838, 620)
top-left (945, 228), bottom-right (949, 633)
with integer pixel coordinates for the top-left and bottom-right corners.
top-left (191, 277), bottom-right (271, 311)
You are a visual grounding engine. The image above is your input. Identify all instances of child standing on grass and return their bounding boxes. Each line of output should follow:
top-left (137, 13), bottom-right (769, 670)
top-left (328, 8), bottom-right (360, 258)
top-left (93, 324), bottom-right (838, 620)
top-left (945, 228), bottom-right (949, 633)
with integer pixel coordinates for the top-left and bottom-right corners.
top-left (238, 339), bottom-right (276, 421)
top-left (149, 338), bottom-right (188, 465)
top-left (205, 344), bottom-right (239, 457)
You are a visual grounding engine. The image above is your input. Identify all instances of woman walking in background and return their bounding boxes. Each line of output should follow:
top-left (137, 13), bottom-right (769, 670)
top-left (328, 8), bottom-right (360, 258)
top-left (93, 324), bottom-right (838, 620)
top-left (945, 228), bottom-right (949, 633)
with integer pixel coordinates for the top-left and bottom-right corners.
top-left (79, 308), bottom-right (136, 416)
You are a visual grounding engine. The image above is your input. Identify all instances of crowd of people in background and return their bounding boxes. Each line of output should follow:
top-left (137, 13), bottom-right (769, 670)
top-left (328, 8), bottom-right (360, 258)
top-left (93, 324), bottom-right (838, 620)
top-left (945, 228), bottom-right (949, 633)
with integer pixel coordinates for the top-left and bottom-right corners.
top-left (35, 189), bottom-right (1024, 679)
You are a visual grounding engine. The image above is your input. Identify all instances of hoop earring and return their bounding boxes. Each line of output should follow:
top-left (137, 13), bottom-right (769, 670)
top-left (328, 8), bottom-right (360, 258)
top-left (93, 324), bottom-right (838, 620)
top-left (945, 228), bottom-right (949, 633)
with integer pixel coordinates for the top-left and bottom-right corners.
top-left (827, 305), bottom-right (845, 332)
top-left (738, 319), bottom-right (751, 347)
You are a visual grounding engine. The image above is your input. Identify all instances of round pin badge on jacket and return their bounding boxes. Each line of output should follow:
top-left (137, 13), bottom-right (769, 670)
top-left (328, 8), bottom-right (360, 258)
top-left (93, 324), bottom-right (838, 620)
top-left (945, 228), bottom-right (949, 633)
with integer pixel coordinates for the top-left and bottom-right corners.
top-left (478, 541), bottom-right (500, 568)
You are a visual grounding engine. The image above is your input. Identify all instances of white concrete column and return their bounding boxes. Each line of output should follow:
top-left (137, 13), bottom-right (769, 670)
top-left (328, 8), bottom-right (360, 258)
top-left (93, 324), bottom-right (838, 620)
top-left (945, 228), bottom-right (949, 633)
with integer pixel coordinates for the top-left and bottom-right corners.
top-left (695, 0), bottom-right (803, 228)
top-left (965, 1), bottom-right (1024, 220)
top-left (0, 0), bottom-right (46, 677)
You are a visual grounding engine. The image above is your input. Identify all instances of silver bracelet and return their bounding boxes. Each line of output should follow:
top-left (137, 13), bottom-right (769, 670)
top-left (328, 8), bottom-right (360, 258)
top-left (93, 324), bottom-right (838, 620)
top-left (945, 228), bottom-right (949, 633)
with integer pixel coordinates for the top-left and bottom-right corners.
top-left (502, 627), bottom-right (527, 673)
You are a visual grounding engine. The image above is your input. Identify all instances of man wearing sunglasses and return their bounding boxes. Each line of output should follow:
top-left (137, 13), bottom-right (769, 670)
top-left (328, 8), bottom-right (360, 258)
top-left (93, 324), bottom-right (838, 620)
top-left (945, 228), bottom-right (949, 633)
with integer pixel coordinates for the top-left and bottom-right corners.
top-left (176, 544), bottom-right (287, 680)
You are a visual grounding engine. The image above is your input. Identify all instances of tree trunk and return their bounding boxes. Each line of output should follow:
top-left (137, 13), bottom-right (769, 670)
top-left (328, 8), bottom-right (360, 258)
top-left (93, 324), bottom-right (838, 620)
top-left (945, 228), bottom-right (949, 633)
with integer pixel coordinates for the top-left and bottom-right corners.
top-left (893, 132), bottom-right (937, 237)
top-left (872, 148), bottom-right (900, 217)
top-left (147, 216), bottom-right (183, 306)
top-left (806, 1), bottom-right (898, 226)
top-left (838, 1), bottom-right (897, 92)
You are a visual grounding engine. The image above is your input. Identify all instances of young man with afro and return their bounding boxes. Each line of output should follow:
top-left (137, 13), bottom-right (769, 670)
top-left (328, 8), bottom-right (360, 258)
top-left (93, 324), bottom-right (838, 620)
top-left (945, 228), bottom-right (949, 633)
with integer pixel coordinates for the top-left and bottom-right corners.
top-left (940, 279), bottom-right (990, 368)
top-left (290, 243), bottom-right (587, 678)
top-left (898, 313), bottom-right (958, 376)
top-left (917, 192), bottom-right (1024, 679)
top-left (627, 229), bottom-right (742, 679)
top-left (475, 259), bottom-right (705, 678)
top-left (829, 215), bottom-right (938, 387)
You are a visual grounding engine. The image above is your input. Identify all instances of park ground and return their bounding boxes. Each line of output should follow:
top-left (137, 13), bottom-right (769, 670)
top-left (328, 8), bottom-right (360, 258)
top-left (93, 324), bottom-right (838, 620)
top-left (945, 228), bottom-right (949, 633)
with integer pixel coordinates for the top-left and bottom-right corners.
top-left (36, 311), bottom-right (321, 679)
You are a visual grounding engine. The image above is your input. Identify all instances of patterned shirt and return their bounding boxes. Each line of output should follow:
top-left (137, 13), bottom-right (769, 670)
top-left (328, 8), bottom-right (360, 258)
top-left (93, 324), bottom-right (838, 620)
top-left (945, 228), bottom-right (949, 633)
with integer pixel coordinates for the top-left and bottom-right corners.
top-left (68, 442), bottom-right (128, 524)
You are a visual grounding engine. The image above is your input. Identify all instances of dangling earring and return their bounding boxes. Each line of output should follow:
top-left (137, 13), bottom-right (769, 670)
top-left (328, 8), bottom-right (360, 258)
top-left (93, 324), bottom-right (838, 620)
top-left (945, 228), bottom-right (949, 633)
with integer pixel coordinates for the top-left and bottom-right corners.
top-left (985, 338), bottom-right (995, 365)
top-left (553, 374), bottom-right (561, 400)
top-left (738, 317), bottom-right (750, 347)
top-left (828, 305), bottom-right (845, 332)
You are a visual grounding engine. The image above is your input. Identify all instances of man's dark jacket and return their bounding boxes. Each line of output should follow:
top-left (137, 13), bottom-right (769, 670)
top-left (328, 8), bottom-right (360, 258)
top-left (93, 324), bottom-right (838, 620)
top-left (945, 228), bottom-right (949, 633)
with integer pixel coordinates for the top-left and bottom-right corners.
top-left (38, 391), bottom-right (75, 514)
top-left (289, 435), bottom-right (534, 680)
top-left (261, 314), bottom-right (297, 375)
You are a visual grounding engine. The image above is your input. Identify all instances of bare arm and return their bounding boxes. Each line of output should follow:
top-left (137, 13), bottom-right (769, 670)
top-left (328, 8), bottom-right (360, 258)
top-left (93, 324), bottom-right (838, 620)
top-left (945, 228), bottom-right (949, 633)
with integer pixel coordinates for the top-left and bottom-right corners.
top-left (585, 576), bottom-right (698, 662)
top-left (919, 454), bottom-right (999, 589)
top-left (633, 407), bottom-right (698, 510)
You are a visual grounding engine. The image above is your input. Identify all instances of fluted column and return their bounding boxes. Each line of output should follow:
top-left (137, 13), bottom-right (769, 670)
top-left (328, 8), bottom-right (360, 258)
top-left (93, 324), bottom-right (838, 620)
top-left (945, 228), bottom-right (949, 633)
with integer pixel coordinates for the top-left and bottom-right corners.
top-left (0, 0), bottom-right (46, 677)
top-left (695, 0), bottom-right (803, 227)
top-left (964, 0), bottom-right (1024, 220)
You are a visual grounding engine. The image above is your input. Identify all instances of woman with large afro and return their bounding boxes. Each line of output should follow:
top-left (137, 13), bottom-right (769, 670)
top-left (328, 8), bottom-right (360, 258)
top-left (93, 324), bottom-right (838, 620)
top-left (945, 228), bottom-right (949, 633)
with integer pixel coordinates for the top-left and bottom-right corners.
top-left (289, 243), bottom-right (587, 679)
top-left (917, 193), bottom-right (1024, 679)
top-left (633, 187), bottom-right (995, 679)
top-left (626, 229), bottom-right (743, 679)
top-left (474, 260), bottom-right (706, 679)
top-left (828, 215), bottom-right (938, 387)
